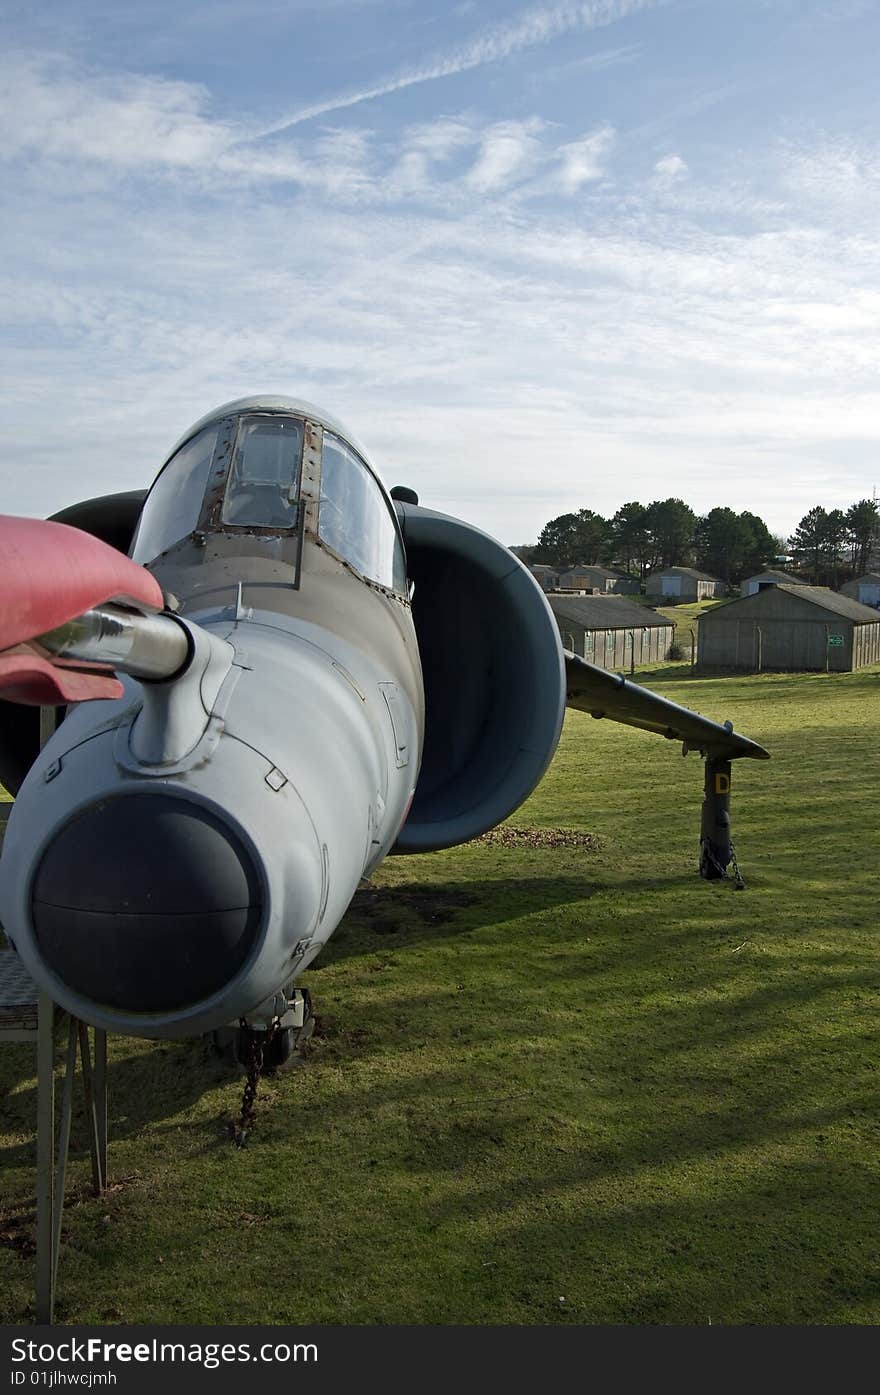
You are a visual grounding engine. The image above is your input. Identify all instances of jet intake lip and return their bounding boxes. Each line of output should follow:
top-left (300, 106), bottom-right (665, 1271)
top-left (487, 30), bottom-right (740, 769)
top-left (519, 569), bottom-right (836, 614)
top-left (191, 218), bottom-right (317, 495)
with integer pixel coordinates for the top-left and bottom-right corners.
top-left (31, 793), bottom-right (263, 1014)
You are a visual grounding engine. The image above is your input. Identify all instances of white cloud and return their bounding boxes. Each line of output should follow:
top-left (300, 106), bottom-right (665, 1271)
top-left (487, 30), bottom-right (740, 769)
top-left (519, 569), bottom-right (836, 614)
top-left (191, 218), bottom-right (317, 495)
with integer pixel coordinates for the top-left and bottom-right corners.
top-left (556, 124), bottom-right (616, 191)
top-left (2, 48), bottom-right (879, 543)
top-left (1, 55), bottom-right (623, 206)
top-left (465, 118), bottom-right (546, 193)
top-left (0, 54), bottom-right (232, 168)
top-left (654, 152), bottom-right (688, 178)
top-left (385, 117), bottom-right (475, 195)
top-left (780, 138), bottom-right (880, 215)
top-left (403, 116), bottom-right (476, 161)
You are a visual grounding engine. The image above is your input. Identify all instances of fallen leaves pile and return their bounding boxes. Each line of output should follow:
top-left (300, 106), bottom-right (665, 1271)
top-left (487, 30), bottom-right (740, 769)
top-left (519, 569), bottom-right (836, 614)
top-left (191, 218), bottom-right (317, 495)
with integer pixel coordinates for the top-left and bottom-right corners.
top-left (477, 826), bottom-right (603, 850)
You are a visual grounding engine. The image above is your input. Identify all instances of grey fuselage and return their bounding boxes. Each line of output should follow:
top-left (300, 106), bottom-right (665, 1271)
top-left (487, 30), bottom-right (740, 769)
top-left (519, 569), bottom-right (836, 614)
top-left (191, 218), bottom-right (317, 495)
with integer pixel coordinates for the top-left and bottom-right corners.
top-left (1, 398), bottom-right (425, 1038)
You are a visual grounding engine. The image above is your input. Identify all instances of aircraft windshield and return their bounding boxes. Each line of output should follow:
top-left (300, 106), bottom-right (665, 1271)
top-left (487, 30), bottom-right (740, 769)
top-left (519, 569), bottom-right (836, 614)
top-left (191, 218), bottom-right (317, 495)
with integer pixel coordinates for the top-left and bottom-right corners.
top-left (319, 432), bottom-right (407, 594)
top-left (131, 424), bottom-right (219, 563)
top-left (222, 416), bottom-right (303, 529)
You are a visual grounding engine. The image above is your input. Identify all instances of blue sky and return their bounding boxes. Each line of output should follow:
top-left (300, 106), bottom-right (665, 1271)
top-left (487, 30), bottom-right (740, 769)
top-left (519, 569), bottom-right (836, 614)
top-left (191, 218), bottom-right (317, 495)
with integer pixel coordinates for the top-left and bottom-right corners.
top-left (2, 0), bottom-right (879, 544)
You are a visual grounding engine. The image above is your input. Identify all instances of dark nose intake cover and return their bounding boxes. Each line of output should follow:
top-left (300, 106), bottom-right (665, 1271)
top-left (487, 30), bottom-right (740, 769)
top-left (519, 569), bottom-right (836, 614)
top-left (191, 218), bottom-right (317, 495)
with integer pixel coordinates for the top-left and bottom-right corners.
top-left (32, 794), bottom-right (262, 1013)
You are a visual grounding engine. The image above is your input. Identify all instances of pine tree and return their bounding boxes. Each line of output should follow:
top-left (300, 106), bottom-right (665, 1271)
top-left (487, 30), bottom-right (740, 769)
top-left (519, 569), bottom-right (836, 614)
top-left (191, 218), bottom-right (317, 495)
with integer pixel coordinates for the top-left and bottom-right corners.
top-left (845, 499), bottom-right (879, 576)
top-left (789, 507), bottom-right (828, 582)
top-left (645, 498), bottom-right (697, 568)
top-left (610, 502), bottom-right (651, 577)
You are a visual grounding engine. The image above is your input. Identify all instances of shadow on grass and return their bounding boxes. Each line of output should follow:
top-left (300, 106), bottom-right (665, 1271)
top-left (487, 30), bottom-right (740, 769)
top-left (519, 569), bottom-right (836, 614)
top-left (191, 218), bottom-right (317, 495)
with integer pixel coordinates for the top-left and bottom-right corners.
top-left (2, 876), bottom-right (876, 1322)
top-left (630, 664), bottom-right (701, 684)
top-left (0, 864), bottom-right (699, 1185)
top-left (3, 666), bottom-right (879, 1323)
top-left (0, 1036), bottom-right (230, 1173)
top-left (437, 1155), bottom-right (880, 1323)
top-left (314, 875), bottom-right (601, 966)
top-left (1, 838), bottom-right (865, 1140)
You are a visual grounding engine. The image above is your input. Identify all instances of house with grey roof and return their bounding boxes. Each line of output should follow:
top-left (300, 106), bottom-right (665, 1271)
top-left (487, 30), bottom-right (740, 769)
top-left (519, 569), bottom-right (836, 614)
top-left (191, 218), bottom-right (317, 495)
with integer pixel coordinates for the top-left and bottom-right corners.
top-left (557, 565), bottom-right (639, 596)
top-left (547, 594), bottom-right (674, 669)
top-left (697, 584), bottom-right (880, 672)
top-left (840, 573), bottom-right (880, 609)
top-left (740, 569), bottom-right (807, 596)
top-left (528, 564), bottom-right (561, 592)
top-left (645, 566), bottom-right (724, 603)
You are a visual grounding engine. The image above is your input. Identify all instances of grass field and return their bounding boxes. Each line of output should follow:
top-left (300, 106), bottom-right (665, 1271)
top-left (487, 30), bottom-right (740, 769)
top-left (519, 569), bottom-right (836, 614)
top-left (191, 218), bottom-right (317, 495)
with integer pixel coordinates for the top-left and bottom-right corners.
top-left (1, 663), bottom-right (878, 1325)
top-left (654, 598), bottom-right (731, 650)
top-left (602, 595), bottom-right (731, 667)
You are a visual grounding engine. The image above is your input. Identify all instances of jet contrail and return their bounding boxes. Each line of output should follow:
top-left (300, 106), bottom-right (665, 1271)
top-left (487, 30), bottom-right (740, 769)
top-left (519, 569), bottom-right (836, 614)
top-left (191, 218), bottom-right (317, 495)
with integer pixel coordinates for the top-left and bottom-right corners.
top-left (251, 0), bottom-right (656, 138)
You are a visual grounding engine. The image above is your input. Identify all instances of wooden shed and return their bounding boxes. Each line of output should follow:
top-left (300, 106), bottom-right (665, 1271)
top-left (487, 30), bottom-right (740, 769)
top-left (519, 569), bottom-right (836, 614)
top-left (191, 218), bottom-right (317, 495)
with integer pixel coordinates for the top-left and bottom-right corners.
top-left (741, 568), bottom-right (807, 596)
top-left (840, 573), bottom-right (880, 608)
top-left (528, 564), bottom-right (561, 592)
top-left (646, 566), bottom-right (724, 603)
top-left (547, 594), bottom-right (674, 669)
top-left (557, 565), bottom-right (639, 596)
top-left (697, 584), bottom-right (880, 672)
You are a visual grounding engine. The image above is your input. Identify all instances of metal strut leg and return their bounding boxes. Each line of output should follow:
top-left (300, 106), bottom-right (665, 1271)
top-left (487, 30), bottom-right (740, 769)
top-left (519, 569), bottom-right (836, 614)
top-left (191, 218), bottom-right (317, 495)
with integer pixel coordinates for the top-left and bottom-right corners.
top-left (699, 756), bottom-right (732, 880)
top-left (32, 1002), bottom-right (108, 1324)
top-left (51, 1019), bottom-right (79, 1297)
top-left (77, 1022), bottom-right (107, 1194)
top-left (34, 993), bottom-right (56, 1324)
top-left (28, 706), bottom-right (108, 1321)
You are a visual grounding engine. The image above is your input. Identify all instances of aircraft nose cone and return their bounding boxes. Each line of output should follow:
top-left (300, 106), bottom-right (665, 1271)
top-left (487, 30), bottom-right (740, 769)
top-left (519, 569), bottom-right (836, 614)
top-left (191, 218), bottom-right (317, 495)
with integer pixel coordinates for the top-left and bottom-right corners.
top-left (31, 793), bottom-right (263, 1013)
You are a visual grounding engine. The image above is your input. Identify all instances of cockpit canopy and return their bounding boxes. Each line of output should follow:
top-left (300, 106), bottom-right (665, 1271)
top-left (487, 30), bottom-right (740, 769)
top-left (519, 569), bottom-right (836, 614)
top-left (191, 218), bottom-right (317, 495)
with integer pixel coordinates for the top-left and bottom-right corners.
top-left (222, 415), bottom-right (303, 529)
top-left (130, 399), bottom-right (407, 594)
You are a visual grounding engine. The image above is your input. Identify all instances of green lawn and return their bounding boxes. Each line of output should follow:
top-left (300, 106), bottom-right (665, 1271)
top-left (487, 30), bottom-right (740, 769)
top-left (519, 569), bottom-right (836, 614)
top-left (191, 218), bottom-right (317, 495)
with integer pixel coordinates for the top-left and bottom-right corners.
top-left (1, 665), bottom-right (878, 1325)
top-left (607, 596), bottom-right (731, 670)
top-left (654, 599), bottom-right (732, 658)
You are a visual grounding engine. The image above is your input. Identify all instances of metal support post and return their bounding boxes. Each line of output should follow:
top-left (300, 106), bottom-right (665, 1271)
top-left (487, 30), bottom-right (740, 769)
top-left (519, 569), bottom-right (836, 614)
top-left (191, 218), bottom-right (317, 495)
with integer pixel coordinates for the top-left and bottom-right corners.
top-left (34, 992), bottom-right (56, 1323)
top-left (699, 756), bottom-right (732, 880)
top-left (0, 953), bottom-right (109, 1325)
top-left (51, 1021), bottom-right (78, 1297)
top-left (77, 1021), bottom-right (107, 1194)
top-left (93, 1028), bottom-right (108, 1193)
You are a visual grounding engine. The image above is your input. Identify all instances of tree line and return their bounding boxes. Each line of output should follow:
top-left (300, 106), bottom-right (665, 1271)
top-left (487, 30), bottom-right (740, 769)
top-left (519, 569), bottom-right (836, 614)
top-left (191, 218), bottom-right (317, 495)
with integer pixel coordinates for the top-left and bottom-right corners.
top-left (788, 502), bottom-right (879, 587)
top-left (516, 498), bottom-right (879, 587)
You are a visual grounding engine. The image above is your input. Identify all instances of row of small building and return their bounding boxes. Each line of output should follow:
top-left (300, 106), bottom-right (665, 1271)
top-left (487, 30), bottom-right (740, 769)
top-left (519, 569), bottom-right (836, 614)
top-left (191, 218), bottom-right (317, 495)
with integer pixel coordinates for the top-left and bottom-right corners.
top-left (530, 564), bottom-right (880, 673)
top-left (531, 561), bottom-right (880, 606)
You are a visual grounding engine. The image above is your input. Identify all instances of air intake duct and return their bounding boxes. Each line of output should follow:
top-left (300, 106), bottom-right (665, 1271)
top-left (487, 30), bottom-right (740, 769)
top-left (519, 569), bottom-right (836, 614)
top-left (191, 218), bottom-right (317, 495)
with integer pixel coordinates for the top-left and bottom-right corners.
top-left (393, 503), bottom-right (565, 852)
top-left (31, 793), bottom-right (263, 1013)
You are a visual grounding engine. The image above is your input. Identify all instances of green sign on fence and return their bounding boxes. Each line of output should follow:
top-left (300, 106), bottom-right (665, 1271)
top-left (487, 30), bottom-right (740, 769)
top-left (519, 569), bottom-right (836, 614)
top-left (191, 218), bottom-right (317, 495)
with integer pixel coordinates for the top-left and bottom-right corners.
top-left (827, 634), bottom-right (844, 647)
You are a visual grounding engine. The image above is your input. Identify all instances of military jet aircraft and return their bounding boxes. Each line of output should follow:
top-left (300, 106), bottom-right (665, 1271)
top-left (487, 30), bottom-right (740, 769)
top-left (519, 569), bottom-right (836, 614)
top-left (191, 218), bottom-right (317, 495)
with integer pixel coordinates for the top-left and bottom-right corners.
top-left (0, 395), bottom-right (768, 1074)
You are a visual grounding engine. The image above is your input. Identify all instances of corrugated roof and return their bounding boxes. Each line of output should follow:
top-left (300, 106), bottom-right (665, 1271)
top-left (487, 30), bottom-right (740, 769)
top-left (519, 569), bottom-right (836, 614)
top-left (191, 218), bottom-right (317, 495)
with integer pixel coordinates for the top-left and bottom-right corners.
top-left (703, 584), bottom-right (880, 624)
top-left (547, 594), bottom-right (670, 630)
top-left (844, 572), bottom-right (880, 585)
top-left (777, 585), bottom-right (880, 622)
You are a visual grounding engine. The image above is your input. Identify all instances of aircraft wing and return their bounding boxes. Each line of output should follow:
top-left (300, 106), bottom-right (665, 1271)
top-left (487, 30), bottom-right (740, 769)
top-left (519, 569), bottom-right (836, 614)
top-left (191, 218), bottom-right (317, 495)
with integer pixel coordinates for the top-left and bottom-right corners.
top-left (564, 650), bottom-right (768, 882)
top-left (564, 651), bottom-right (769, 761)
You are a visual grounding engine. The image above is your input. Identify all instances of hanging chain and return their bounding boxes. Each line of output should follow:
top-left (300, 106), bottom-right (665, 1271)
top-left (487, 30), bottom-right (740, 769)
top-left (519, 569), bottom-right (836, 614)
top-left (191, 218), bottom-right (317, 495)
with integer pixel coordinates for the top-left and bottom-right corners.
top-left (728, 840), bottom-right (746, 891)
top-left (230, 1015), bottom-right (280, 1147)
top-left (701, 838), bottom-right (746, 890)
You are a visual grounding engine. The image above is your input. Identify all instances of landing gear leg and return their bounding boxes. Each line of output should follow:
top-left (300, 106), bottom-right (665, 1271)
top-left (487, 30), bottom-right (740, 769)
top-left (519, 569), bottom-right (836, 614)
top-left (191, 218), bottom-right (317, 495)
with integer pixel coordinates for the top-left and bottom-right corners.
top-left (262, 988), bottom-right (315, 1072)
top-left (699, 756), bottom-right (745, 888)
top-left (210, 987), bottom-right (315, 1071)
